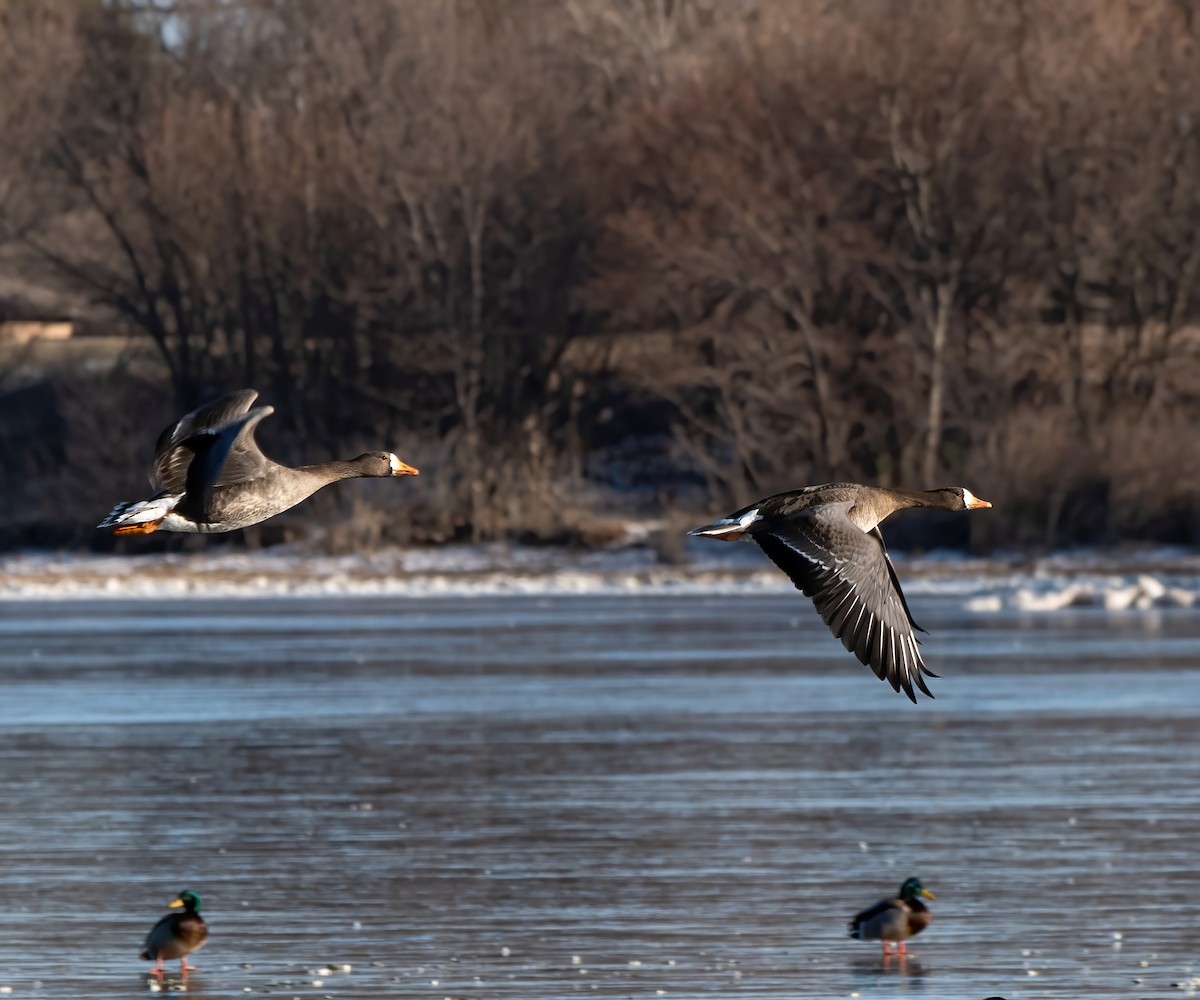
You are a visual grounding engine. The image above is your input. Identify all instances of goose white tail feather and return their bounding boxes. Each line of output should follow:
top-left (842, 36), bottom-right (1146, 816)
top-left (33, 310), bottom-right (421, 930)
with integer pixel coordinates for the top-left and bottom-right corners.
top-left (687, 519), bottom-right (745, 537)
top-left (687, 507), bottom-right (761, 540)
top-left (97, 495), bottom-right (181, 529)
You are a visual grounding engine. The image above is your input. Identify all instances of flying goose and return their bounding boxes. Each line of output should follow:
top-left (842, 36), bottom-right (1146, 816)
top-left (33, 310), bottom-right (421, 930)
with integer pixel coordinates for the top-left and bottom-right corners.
top-left (98, 389), bottom-right (418, 535)
top-left (140, 889), bottom-right (208, 977)
top-left (849, 877), bottom-right (936, 957)
top-left (688, 484), bottom-right (992, 701)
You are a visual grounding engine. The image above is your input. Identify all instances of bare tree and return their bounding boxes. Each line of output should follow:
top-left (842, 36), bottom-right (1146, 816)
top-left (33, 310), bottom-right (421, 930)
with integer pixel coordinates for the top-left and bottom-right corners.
top-left (5, 0), bottom-right (1200, 548)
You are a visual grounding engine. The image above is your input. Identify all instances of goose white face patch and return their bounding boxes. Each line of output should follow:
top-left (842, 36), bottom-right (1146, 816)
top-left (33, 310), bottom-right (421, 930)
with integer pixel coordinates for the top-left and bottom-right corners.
top-left (961, 488), bottom-right (979, 508)
top-left (388, 453), bottom-right (405, 474)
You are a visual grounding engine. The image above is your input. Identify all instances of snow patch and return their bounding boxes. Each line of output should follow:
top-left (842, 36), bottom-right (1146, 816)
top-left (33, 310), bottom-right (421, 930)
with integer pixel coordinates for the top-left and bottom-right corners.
top-left (2, 546), bottom-right (1200, 608)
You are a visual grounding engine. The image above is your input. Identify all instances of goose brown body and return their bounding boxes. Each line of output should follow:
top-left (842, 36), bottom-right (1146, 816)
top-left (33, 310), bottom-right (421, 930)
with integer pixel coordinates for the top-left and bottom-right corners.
top-left (98, 390), bottom-right (418, 535)
top-left (688, 483), bottom-right (991, 701)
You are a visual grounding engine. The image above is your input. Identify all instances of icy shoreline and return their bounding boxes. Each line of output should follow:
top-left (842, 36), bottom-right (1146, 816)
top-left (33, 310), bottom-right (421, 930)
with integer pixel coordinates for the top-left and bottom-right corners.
top-left (2, 543), bottom-right (1200, 609)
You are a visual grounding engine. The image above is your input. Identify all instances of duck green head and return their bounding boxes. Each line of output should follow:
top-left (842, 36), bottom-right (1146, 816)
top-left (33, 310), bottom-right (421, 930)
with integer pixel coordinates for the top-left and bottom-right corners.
top-left (169, 889), bottom-right (202, 913)
top-left (899, 877), bottom-right (935, 901)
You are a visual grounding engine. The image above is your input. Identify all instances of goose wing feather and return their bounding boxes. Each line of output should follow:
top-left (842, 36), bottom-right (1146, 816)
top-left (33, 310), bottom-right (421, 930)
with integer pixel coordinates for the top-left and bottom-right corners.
top-left (151, 391), bottom-right (280, 517)
top-left (750, 502), bottom-right (936, 702)
top-left (151, 389), bottom-right (260, 492)
top-left (204, 406), bottom-right (277, 486)
top-left (180, 407), bottom-right (275, 519)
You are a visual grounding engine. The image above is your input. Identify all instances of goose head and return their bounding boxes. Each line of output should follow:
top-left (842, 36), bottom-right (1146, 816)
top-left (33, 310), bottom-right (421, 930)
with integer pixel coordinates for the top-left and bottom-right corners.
top-left (931, 487), bottom-right (991, 510)
top-left (353, 452), bottom-right (420, 477)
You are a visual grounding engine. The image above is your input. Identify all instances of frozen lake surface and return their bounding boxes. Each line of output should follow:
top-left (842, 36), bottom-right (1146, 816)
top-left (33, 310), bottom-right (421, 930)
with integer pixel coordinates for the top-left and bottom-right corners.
top-left (0, 593), bottom-right (1197, 998)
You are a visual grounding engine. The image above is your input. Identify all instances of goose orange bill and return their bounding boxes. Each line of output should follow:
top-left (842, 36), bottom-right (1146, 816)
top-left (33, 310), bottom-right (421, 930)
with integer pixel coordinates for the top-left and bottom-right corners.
top-left (966, 496), bottom-right (991, 509)
top-left (389, 458), bottom-right (420, 476)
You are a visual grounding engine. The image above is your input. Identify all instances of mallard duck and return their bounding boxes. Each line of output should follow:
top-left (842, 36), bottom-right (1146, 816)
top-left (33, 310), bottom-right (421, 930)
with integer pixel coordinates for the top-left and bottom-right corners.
top-left (98, 389), bottom-right (419, 535)
top-left (140, 889), bottom-right (208, 976)
top-left (688, 484), bottom-right (992, 701)
top-left (849, 877), bottom-right (935, 957)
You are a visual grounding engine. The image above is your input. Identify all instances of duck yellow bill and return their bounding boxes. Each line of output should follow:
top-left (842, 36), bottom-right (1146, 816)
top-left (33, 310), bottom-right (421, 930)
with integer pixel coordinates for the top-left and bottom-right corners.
top-left (966, 497), bottom-right (992, 509)
top-left (168, 898), bottom-right (185, 908)
top-left (920, 888), bottom-right (936, 900)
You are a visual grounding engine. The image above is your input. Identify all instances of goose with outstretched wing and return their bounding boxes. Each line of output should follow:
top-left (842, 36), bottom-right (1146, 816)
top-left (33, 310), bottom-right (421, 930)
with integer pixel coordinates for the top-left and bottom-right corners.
top-left (99, 389), bottom-right (418, 535)
top-left (689, 483), bottom-right (991, 701)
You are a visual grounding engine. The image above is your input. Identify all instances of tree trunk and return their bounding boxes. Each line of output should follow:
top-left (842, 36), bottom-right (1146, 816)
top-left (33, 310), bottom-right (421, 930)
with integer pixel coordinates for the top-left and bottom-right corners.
top-left (922, 278), bottom-right (955, 486)
top-left (461, 199), bottom-right (487, 540)
top-left (794, 309), bottom-right (837, 471)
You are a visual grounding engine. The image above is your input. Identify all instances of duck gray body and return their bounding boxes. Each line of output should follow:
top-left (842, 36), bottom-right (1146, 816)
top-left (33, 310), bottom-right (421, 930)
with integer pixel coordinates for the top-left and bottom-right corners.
top-left (140, 889), bottom-right (208, 975)
top-left (99, 389), bottom-right (418, 535)
top-left (849, 877), bottom-right (935, 955)
top-left (688, 483), bottom-right (991, 701)
top-left (141, 909), bottom-right (207, 959)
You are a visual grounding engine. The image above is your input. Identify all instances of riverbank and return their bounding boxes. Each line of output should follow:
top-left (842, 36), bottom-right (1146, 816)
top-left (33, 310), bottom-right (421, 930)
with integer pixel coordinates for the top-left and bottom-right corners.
top-left (3, 542), bottom-right (1200, 610)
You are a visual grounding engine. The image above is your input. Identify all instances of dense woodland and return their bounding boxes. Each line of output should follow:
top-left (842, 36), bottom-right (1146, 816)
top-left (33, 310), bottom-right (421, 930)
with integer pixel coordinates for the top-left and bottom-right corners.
top-left (2, 0), bottom-right (1200, 552)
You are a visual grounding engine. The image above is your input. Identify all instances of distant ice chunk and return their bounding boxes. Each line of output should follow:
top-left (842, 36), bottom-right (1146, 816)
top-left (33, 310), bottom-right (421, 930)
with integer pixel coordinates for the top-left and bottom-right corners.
top-left (965, 594), bottom-right (1003, 613)
top-left (1015, 585), bottom-right (1094, 611)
